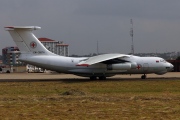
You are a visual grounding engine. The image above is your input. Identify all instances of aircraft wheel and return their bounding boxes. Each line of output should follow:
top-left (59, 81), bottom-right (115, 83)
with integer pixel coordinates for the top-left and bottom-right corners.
top-left (141, 74), bottom-right (146, 79)
top-left (90, 76), bottom-right (97, 80)
top-left (99, 76), bottom-right (106, 80)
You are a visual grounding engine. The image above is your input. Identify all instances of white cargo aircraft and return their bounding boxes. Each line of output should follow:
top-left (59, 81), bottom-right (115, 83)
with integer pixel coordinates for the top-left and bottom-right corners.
top-left (5, 26), bottom-right (174, 80)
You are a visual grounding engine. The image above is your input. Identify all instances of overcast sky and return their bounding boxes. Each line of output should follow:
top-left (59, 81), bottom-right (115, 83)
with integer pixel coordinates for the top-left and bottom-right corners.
top-left (1, 0), bottom-right (180, 55)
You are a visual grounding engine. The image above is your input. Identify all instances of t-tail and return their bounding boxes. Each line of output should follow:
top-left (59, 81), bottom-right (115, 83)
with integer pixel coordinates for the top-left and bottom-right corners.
top-left (5, 26), bottom-right (55, 55)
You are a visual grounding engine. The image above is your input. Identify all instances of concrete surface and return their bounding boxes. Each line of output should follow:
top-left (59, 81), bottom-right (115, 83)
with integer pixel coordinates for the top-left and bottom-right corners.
top-left (0, 72), bottom-right (179, 80)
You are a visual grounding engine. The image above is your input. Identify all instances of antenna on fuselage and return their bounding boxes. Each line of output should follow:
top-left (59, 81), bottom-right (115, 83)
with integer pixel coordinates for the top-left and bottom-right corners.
top-left (130, 19), bottom-right (134, 54)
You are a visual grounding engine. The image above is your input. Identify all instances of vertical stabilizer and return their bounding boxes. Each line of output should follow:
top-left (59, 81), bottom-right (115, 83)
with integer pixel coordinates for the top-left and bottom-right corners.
top-left (5, 26), bottom-right (55, 55)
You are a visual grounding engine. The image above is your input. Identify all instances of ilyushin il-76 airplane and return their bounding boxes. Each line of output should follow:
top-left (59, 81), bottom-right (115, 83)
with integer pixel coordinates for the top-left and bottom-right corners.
top-left (5, 26), bottom-right (174, 80)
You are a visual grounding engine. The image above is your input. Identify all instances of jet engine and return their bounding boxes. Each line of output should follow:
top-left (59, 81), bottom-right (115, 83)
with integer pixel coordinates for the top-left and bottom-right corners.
top-left (107, 62), bottom-right (137, 70)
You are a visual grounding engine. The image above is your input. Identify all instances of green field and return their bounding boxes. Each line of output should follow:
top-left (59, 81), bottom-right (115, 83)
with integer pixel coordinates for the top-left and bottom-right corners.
top-left (0, 79), bottom-right (180, 120)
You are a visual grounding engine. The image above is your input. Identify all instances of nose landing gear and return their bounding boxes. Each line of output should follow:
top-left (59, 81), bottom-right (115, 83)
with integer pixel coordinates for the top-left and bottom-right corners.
top-left (90, 76), bottom-right (106, 80)
top-left (99, 76), bottom-right (106, 80)
top-left (141, 74), bottom-right (146, 79)
top-left (90, 76), bottom-right (97, 80)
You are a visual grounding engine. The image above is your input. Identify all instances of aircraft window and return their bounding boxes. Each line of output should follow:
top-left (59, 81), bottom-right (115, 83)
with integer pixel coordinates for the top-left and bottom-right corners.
top-left (160, 59), bottom-right (166, 63)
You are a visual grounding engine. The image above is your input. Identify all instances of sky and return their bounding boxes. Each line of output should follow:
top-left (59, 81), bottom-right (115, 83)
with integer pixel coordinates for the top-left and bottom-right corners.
top-left (1, 0), bottom-right (180, 55)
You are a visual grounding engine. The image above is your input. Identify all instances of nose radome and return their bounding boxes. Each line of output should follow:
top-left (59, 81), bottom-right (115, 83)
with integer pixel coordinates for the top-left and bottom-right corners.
top-left (170, 63), bottom-right (174, 70)
top-left (167, 63), bottom-right (174, 71)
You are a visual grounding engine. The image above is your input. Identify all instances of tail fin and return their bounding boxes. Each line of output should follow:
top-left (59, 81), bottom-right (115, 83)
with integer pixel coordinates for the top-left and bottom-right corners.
top-left (5, 26), bottom-right (55, 55)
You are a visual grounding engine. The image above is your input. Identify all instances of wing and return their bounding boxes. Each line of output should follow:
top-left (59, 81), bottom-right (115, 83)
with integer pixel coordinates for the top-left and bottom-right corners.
top-left (77, 53), bottom-right (130, 66)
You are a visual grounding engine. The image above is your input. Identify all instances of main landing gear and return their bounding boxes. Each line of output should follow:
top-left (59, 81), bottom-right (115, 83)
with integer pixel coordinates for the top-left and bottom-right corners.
top-left (90, 76), bottom-right (106, 80)
top-left (90, 76), bottom-right (96, 80)
top-left (141, 74), bottom-right (146, 79)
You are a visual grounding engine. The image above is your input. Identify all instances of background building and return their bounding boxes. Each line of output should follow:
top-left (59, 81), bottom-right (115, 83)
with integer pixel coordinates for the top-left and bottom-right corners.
top-left (2, 47), bottom-right (22, 66)
top-left (2, 47), bottom-right (25, 72)
top-left (39, 38), bottom-right (69, 56)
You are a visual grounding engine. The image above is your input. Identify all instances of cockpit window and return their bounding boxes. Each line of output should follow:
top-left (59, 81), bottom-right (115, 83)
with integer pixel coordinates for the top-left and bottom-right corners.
top-left (160, 59), bottom-right (166, 63)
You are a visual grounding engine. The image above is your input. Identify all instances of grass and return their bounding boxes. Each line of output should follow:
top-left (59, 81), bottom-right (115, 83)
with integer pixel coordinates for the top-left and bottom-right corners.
top-left (0, 79), bottom-right (179, 119)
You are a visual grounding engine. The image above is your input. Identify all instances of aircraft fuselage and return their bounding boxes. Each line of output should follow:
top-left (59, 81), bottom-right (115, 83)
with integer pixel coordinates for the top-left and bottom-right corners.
top-left (20, 54), bottom-right (173, 77)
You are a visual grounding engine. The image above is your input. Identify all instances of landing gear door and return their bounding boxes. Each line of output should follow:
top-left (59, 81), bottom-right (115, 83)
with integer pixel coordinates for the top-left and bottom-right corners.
top-left (143, 63), bottom-right (149, 72)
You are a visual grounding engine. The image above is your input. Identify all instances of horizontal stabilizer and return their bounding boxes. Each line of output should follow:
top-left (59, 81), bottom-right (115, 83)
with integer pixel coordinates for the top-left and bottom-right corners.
top-left (5, 26), bottom-right (41, 30)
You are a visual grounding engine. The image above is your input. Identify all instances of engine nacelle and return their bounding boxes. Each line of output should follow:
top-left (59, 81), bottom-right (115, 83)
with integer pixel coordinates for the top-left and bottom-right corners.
top-left (107, 62), bottom-right (137, 70)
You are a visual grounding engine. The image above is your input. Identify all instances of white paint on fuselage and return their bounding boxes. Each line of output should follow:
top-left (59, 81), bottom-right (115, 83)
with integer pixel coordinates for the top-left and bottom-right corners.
top-left (122, 56), bottom-right (169, 74)
top-left (19, 54), bottom-right (173, 77)
top-left (5, 26), bottom-right (173, 78)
